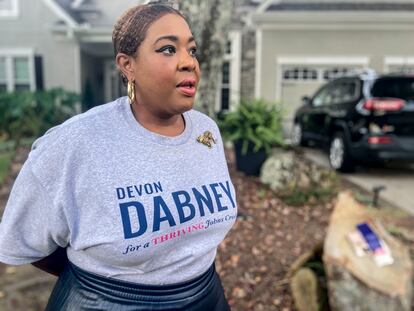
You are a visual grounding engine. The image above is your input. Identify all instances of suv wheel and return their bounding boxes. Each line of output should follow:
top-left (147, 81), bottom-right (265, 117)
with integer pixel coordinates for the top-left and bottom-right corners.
top-left (329, 132), bottom-right (354, 172)
top-left (291, 123), bottom-right (307, 146)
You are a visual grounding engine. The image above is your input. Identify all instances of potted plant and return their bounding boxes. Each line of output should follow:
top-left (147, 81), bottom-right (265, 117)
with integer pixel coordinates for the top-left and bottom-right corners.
top-left (218, 99), bottom-right (284, 176)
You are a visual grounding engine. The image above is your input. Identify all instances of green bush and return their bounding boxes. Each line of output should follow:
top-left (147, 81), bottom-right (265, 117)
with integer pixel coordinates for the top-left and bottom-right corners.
top-left (0, 88), bottom-right (79, 146)
top-left (0, 151), bottom-right (14, 184)
top-left (218, 99), bottom-right (285, 155)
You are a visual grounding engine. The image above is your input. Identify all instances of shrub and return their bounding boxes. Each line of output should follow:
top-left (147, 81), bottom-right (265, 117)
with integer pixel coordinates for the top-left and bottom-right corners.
top-left (0, 151), bottom-right (14, 184)
top-left (0, 88), bottom-right (79, 146)
top-left (218, 99), bottom-right (285, 155)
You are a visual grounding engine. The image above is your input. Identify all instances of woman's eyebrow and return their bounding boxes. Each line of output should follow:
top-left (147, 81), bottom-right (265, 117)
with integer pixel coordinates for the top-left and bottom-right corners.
top-left (154, 35), bottom-right (195, 45)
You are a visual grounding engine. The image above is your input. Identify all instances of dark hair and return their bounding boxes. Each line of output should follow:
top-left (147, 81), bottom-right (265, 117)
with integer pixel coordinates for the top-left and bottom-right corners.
top-left (112, 3), bottom-right (186, 84)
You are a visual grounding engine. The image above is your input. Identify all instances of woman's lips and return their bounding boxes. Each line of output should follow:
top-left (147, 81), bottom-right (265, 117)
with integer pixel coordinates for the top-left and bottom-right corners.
top-left (177, 85), bottom-right (196, 97)
top-left (176, 78), bottom-right (197, 97)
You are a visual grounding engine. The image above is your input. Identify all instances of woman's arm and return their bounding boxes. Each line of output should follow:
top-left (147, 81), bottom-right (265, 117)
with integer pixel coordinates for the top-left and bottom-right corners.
top-left (31, 247), bottom-right (68, 277)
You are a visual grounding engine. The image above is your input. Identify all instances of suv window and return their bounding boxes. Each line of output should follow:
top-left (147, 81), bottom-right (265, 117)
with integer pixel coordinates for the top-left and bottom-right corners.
top-left (313, 84), bottom-right (334, 107)
top-left (338, 79), bottom-right (360, 103)
top-left (314, 79), bottom-right (360, 106)
top-left (331, 82), bottom-right (344, 105)
top-left (372, 77), bottom-right (414, 101)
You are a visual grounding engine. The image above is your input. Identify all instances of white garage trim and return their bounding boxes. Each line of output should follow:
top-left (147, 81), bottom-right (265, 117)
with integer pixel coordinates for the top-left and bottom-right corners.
top-left (254, 28), bottom-right (262, 99)
top-left (275, 56), bottom-right (370, 101)
top-left (258, 23), bottom-right (414, 31)
top-left (277, 57), bottom-right (369, 66)
top-left (384, 56), bottom-right (414, 73)
top-left (253, 12), bottom-right (414, 30)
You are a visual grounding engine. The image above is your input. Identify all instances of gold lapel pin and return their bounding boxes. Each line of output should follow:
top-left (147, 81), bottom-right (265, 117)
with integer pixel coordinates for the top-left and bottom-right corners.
top-left (197, 131), bottom-right (216, 148)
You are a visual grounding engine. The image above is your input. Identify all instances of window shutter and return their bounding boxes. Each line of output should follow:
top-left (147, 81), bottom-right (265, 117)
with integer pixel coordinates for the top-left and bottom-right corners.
top-left (34, 55), bottom-right (44, 91)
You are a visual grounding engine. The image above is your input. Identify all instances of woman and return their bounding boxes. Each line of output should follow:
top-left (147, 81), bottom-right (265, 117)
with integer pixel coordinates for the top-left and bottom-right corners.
top-left (0, 3), bottom-right (237, 310)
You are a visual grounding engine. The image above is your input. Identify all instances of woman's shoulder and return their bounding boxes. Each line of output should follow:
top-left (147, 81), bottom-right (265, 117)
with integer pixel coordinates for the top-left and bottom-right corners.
top-left (30, 98), bottom-right (124, 156)
top-left (187, 108), bottom-right (219, 130)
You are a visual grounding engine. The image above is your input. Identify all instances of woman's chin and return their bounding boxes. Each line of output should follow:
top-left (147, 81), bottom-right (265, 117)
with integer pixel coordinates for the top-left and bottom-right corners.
top-left (178, 101), bottom-right (194, 113)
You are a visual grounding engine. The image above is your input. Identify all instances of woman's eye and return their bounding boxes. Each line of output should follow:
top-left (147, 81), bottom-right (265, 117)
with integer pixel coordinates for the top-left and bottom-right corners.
top-left (189, 47), bottom-right (197, 57)
top-left (157, 46), bottom-right (176, 55)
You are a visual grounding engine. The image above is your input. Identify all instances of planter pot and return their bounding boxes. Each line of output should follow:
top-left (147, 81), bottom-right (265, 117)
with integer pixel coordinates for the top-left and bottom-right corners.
top-left (234, 140), bottom-right (267, 176)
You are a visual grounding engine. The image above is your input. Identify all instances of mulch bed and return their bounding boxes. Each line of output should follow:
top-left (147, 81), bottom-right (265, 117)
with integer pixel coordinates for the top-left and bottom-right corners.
top-left (217, 148), bottom-right (335, 311)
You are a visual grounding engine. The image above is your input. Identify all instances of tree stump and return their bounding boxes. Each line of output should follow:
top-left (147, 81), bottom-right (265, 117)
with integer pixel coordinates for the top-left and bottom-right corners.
top-left (323, 192), bottom-right (412, 311)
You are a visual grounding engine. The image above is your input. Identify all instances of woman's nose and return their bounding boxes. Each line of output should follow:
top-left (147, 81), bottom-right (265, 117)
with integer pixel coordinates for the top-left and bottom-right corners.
top-left (178, 51), bottom-right (196, 72)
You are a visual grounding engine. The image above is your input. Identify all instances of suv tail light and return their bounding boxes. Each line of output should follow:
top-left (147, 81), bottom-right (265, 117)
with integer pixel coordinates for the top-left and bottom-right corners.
top-left (363, 98), bottom-right (405, 111)
top-left (368, 136), bottom-right (393, 145)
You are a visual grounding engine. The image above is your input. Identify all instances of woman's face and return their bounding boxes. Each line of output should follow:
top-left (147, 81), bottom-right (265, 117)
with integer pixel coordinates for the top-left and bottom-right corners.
top-left (130, 13), bottom-right (200, 117)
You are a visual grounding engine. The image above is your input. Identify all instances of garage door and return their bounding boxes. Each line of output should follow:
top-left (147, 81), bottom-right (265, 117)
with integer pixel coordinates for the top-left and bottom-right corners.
top-left (386, 65), bottom-right (414, 74)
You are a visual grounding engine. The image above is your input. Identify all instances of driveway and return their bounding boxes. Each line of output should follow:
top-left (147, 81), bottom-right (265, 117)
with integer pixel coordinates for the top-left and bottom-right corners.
top-left (302, 147), bottom-right (414, 215)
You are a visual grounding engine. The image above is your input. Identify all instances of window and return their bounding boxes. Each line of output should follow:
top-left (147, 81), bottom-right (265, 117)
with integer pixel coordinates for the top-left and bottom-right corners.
top-left (389, 66), bottom-right (414, 74)
top-left (219, 40), bottom-right (232, 111)
top-left (0, 0), bottom-right (18, 17)
top-left (313, 85), bottom-right (332, 107)
top-left (13, 57), bottom-right (30, 91)
top-left (283, 67), bottom-right (318, 81)
top-left (217, 31), bottom-right (241, 112)
top-left (340, 80), bottom-right (359, 102)
top-left (330, 83), bottom-right (344, 105)
top-left (313, 79), bottom-right (359, 106)
top-left (384, 57), bottom-right (414, 74)
top-left (372, 77), bottom-right (414, 101)
top-left (225, 40), bottom-right (231, 55)
top-left (0, 52), bottom-right (35, 92)
top-left (220, 61), bottom-right (230, 110)
top-left (323, 67), bottom-right (351, 81)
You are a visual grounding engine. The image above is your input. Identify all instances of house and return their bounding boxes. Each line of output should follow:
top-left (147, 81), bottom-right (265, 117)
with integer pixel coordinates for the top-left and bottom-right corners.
top-left (0, 0), bottom-right (146, 109)
top-left (249, 0), bottom-right (414, 130)
top-left (0, 0), bottom-right (247, 112)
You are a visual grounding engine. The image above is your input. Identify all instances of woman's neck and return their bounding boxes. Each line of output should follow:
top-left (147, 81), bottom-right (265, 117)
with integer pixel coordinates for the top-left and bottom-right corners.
top-left (130, 102), bottom-right (185, 137)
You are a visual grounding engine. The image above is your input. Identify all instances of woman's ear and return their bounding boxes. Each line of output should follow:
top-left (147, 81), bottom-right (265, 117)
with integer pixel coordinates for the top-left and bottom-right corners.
top-left (116, 53), bottom-right (134, 81)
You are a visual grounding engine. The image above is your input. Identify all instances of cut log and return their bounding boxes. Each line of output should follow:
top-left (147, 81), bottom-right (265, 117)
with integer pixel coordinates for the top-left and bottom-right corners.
top-left (323, 191), bottom-right (412, 311)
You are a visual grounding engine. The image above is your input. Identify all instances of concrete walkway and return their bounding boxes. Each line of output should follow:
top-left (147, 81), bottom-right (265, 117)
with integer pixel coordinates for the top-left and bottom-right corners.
top-left (302, 147), bottom-right (414, 215)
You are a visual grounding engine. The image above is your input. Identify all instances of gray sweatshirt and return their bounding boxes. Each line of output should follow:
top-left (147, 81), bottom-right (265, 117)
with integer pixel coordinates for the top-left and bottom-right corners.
top-left (0, 97), bottom-right (237, 285)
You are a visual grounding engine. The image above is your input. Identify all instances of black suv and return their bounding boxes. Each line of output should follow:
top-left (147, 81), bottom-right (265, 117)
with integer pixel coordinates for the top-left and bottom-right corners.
top-left (291, 70), bottom-right (414, 172)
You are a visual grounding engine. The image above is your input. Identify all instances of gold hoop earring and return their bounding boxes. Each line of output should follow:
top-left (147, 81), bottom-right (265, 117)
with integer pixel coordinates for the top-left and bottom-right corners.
top-left (127, 80), bottom-right (136, 105)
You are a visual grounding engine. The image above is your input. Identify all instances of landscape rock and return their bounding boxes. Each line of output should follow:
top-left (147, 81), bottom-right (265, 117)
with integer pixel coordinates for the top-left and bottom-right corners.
top-left (260, 148), bottom-right (332, 192)
top-left (260, 149), bottom-right (295, 190)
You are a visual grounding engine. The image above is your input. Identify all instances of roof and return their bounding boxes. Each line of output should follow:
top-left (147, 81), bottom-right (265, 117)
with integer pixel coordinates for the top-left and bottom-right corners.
top-left (267, 2), bottom-right (414, 12)
top-left (54, 0), bottom-right (96, 24)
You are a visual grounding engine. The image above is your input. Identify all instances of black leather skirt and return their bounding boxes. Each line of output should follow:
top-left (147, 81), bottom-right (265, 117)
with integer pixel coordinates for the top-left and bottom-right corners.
top-left (44, 261), bottom-right (230, 311)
